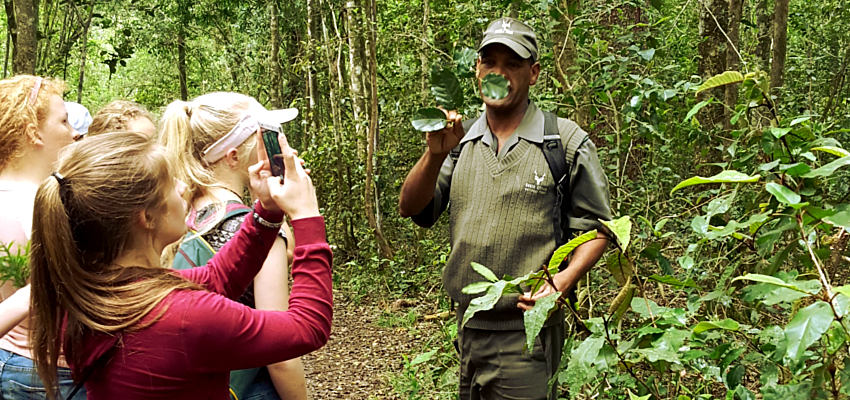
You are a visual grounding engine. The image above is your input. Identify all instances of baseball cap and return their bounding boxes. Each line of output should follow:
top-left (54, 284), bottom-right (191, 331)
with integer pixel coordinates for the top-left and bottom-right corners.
top-left (64, 102), bottom-right (93, 135)
top-left (202, 101), bottom-right (298, 164)
top-left (478, 18), bottom-right (539, 62)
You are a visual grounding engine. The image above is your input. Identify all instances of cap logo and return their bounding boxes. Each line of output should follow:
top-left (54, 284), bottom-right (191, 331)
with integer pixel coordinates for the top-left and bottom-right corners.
top-left (494, 20), bottom-right (513, 35)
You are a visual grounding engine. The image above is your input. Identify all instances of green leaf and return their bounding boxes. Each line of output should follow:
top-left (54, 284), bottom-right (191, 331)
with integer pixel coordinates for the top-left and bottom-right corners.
top-left (631, 297), bottom-right (669, 319)
top-left (696, 71), bottom-right (745, 95)
top-left (825, 320), bottom-right (847, 354)
top-left (471, 262), bottom-right (498, 282)
top-left (778, 163), bottom-right (811, 177)
top-left (523, 291), bottom-right (561, 352)
top-left (462, 281), bottom-right (492, 294)
top-left (811, 146), bottom-right (850, 158)
top-left (627, 389), bottom-right (652, 400)
top-left (637, 48), bottom-right (655, 61)
top-left (769, 127), bottom-right (792, 139)
top-left (684, 98), bottom-right (712, 122)
top-left (736, 386), bottom-right (757, 400)
top-left (411, 107), bottom-right (448, 132)
top-left (454, 48), bottom-right (477, 78)
top-left (548, 230), bottom-right (597, 271)
top-left (462, 281), bottom-right (509, 328)
top-left (823, 211), bottom-right (850, 230)
top-left (801, 155), bottom-right (850, 178)
top-left (692, 319), bottom-right (740, 335)
top-left (835, 285), bottom-right (850, 299)
top-left (733, 273), bottom-right (816, 294)
top-left (783, 301), bottom-right (834, 364)
top-left (480, 73), bottom-right (509, 100)
top-left (602, 216), bottom-right (631, 252)
top-left (725, 364), bottom-right (745, 390)
top-left (606, 251), bottom-right (633, 285)
top-left (761, 382), bottom-right (812, 400)
top-left (410, 349), bottom-right (437, 365)
top-left (662, 88), bottom-right (678, 100)
top-left (765, 182), bottom-right (801, 205)
top-left (648, 274), bottom-right (701, 289)
top-left (430, 66), bottom-right (464, 110)
top-left (634, 346), bottom-right (681, 363)
top-left (670, 170), bottom-right (760, 194)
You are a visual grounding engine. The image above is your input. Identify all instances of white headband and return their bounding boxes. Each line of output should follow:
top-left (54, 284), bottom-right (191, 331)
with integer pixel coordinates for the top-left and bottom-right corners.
top-left (202, 114), bottom-right (259, 164)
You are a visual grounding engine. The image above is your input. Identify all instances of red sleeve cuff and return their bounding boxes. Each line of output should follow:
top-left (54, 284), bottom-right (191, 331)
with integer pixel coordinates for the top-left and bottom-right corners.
top-left (290, 217), bottom-right (327, 246)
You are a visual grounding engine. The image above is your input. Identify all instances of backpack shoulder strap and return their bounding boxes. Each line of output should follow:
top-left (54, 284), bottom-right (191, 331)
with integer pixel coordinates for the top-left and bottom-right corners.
top-left (540, 111), bottom-right (589, 250)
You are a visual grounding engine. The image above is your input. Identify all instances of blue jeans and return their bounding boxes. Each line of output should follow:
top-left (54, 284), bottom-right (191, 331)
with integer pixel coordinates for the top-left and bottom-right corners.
top-left (240, 378), bottom-right (281, 400)
top-left (0, 349), bottom-right (86, 400)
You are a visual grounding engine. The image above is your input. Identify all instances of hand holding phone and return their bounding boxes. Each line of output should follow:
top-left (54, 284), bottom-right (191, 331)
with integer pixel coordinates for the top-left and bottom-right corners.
top-left (259, 120), bottom-right (285, 177)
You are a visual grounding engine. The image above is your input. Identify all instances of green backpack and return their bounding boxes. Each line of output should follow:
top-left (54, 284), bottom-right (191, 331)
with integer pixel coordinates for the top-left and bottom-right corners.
top-left (172, 203), bottom-right (262, 400)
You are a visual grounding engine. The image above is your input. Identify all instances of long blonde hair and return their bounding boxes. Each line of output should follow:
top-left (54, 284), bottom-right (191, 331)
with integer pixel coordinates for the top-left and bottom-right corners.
top-left (0, 75), bottom-right (66, 172)
top-left (29, 132), bottom-right (201, 399)
top-left (158, 92), bottom-right (259, 202)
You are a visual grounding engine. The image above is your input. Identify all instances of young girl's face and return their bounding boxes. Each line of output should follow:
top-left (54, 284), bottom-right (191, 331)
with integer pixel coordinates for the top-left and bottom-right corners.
top-left (38, 95), bottom-right (78, 162)
top-left (153, 178), bottom-right (189, 246)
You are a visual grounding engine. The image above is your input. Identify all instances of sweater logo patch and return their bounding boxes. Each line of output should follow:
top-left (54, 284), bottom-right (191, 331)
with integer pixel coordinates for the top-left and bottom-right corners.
top-left (525, 170), bottom-right (547, 194)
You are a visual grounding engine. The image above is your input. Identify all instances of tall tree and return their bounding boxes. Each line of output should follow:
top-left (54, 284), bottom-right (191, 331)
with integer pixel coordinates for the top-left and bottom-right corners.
top-left (346, 0), bottom-right (366, 157)
top-left (697, 0), bottom-right (728, 129)
top-left (269, 0), bottom-right (282, 109)
top-left (769, 0), bottom-right (789, 93)
top-left (363, 0), bottom-right (393, 260)
top-left (3, 0), bottom-right (15, 77)
top-left (754, 0), bottom-right (773, 71)
top-left (724, 0), bottom-right (744, 130)
top-left (305, 0), bottom-right (320, 148)
top-left (76, 0), bottom-right (95, 103)
top-left (13, 0), bottom-right (37, 74)
top-left (419, 0), bottom-right (429, 101)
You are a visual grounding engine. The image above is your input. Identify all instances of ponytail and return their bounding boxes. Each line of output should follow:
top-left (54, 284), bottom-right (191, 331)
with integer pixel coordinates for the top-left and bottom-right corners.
top-left (29, 132), bottom-right (202, 399)
top-left (159, 100), bottom-right (216, 198)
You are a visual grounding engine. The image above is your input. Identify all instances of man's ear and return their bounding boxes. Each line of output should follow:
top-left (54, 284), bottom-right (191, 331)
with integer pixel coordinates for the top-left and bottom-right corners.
top-left (224, 148), bottom-right (240, 170)
top-left (529, 62), bottom-right (541, 86)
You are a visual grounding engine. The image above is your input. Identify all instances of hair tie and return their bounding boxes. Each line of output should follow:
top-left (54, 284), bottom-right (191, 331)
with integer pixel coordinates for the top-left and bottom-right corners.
top-left (51, 172), bottom-right (66, 185)
top-left (184, 102), bottom-right (195, 117)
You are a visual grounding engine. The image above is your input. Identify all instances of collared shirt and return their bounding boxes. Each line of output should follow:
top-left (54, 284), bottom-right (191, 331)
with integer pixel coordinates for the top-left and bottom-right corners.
top-left (464, 102), bottom-right (547, 161)
top-left (412, 101), bottom-right (613, 233)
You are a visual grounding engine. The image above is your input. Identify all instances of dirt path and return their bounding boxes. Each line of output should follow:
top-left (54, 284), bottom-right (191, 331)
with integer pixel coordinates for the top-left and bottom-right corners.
top-left (302, 294), bottom-right (436, 399)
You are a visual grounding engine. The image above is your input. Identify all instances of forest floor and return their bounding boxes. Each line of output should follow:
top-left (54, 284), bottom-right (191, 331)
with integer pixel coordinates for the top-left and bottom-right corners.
top-left (302, 292), bottom-right (443, 399)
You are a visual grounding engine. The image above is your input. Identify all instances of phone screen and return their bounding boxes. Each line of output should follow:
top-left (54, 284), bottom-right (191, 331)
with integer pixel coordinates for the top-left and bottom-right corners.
top-left (259, 121), bottom-right (285, 177)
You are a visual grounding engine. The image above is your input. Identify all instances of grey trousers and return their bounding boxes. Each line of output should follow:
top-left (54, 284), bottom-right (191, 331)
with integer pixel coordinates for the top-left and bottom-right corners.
top-left (458, 324), bottom-right (566, 400)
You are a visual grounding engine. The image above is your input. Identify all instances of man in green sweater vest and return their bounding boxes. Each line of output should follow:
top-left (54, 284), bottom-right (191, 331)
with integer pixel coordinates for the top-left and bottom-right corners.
top-left (399, 18), bottom-right (612, 400)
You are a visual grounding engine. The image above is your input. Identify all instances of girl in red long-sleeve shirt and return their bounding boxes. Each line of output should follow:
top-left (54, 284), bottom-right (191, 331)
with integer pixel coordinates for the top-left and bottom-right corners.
top-left (28, 130), bottom-right (332, 400)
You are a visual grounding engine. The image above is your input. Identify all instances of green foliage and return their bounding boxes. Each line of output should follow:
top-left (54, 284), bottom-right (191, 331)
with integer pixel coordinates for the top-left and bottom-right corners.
top-left (411, 108), bottom-right (448, 132)
top-left (695, 71), bottom-right (744, 96)
top-left (669, 170), bottom-right (760, 195)
top-left (0, 242), bottom-right (30, 289)
top-left (430, 66), bottom-right (464, 111)
top-left (479, 73), bottom-right (509, 100)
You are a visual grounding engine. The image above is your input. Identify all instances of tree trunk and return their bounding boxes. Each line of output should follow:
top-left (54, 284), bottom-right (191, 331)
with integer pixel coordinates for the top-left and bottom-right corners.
top-left (723, 0), bottom-right (743, 130)
top-left (507, 1), bottom-right (520, 18)
top-left (823, 44), bottom-right (850, 120)
top-left (552, 0), bottom-right (580, 118)
top-left (419, 0), bottom-right (429, 101)
top-left (177, 32), bottom-right (188, 100)
top-left (322, 0), bottom-right (356, 254)
top-left (13, 0), bottom-right (37, 74)
top-left (305, 0), bottom-right (320, 148)
top-left (363, 0), bottom-right (393, 261)
top-left (754, 0), bottom-right (773, 72)
top-left (75, 0), bottom-right (94, 103)
top-left (346, 0), bottom-right (366, 158)
top-left (3, 0), bottom-right (15, 78)
top-left (769, 0), bottom-right (789, 93)
top-left (697, 0), bottom-right (727, 129)
top-left (269, 0), bottom-right (282, 109)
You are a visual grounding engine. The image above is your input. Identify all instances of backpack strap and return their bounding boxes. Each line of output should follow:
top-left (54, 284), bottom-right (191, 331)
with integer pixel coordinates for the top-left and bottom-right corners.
top-left (540, 112), bottom-right (589, 260)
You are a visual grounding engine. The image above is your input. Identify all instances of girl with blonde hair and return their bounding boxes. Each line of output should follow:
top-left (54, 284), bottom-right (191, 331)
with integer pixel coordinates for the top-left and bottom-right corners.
top-left (159, 92), bottom-right (307, 400)
top-left (29, 131), bottom-right (331, 400)
top-left (88, 100), bottom-right (156, 137)
top-left (0, 75), bottom-right (85, 399)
